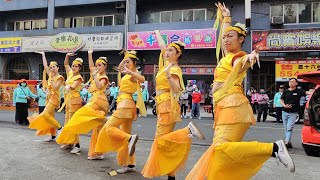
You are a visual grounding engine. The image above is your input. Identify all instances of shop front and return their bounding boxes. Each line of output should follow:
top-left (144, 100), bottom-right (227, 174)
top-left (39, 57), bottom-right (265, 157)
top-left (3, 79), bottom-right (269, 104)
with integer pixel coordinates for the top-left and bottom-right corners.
top-left (251, 28), bottom-right (320, 95)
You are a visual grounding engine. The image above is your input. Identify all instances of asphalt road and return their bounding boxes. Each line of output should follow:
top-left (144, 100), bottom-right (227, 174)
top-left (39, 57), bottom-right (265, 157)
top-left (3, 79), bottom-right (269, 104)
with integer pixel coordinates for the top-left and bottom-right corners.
top-left (0, 110), bottom-right (319, 180)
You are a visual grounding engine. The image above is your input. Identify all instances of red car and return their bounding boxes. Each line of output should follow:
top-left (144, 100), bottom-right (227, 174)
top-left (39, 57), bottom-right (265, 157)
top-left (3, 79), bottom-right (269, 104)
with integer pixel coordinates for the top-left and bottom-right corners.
top-left (298, 71), bottom-right (320, 157)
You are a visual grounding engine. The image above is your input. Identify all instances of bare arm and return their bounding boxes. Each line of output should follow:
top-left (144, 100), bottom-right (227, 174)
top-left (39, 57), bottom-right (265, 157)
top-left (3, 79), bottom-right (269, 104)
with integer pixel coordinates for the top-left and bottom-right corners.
top-left (88, 48), bottom-right (95, 71)
top-left (64, 53), bottom-right (74, 74)
top-left (216, 2), bottom-right (231, 54)
top-left (130, 70), bottom-right (145, 83)
top-left (165, 63), bottom-right (181, 93)
top-left (52, 78), bottom-right (63, 90)
top-left (93, 77), bottom-right (107, 90)
top-left (154, 30), bottom-right (166, 50)
top-left (36, 51), bottom-right (50, 75)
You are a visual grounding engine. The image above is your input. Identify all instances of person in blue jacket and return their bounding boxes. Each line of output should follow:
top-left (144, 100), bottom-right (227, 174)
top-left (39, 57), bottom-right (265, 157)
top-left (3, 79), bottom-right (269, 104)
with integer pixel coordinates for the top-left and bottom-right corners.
top-left (37, 83), bottom-right (47, 114)
top-left (13, 79), bottom-right (37, 125)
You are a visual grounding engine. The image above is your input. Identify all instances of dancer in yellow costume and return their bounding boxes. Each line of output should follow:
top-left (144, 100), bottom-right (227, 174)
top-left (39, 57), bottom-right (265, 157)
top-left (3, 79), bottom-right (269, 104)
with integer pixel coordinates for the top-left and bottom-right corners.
top-left (28, 51), bottom-right (64, 142)
top-left (56, 53), bottom-right (84, 154)
top-left (62, 49), bottom-right (109, 160)
top-left (186, 3), bottom-right (295, 180)
top-left (95, 50), bottom-right (146, 173)
top-left (141, 30), bottom-right (205, 180)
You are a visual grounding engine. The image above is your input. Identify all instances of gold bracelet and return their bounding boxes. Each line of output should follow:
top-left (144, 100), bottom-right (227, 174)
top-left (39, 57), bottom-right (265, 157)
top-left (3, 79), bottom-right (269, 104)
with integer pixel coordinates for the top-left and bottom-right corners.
top-left (223, 16), bottom-right (232, 23)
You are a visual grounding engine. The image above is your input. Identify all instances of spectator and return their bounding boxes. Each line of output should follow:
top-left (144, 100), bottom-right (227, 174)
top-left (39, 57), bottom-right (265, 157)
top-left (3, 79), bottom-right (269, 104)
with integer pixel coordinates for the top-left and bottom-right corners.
top-left (257, 88), bottom-right (269, 122)
top-left (273, 85), bottom-right (284, 124)
top-left (141, 84), bottom-right (149, 110)
top-left (109, 82), bottom-right (119, 112)
top-left (13, 79), bottom-right (37, 125)
top-left (132, 91), bottom-right (139, 114)
top-left (247, 86), bottom-right (254, 100)
top-left (59, 85), bottom-right (65, 113)
top-left (190, 87), bottom-right (201, 119)
top-left (180, 91), bottom-right (189, 118)
top-left (185, 83), bottom-right (193, 112)
top-left (280, 78), bottom-right (309, 148)
top-left (37, 83), bottom-right (47, 114)
top-left (251, 89), bottom-right (259, 114)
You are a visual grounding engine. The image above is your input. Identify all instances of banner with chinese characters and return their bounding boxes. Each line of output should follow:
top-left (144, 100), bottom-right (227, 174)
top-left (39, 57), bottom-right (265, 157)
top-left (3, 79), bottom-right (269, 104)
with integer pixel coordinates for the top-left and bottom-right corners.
top-left (0, 37), bottom-right (21, 53)
top-left (127, 29), bottom-right (216, 50)
top-left (21, 33), bottom-right (123, 52)
top-left (50, 32), bottom-right (85, 53)
top-left (275, 60), bottom-right (320, 81)
top-left (252, 28), bottom-right (320, 52)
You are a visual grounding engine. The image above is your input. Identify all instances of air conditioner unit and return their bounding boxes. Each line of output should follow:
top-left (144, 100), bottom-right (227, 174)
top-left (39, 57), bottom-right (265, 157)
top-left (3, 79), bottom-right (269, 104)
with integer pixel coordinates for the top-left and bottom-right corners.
top-left (271, 16), bottom-right (283, 25)
top-left (116, 2), bottom-right (126, 9)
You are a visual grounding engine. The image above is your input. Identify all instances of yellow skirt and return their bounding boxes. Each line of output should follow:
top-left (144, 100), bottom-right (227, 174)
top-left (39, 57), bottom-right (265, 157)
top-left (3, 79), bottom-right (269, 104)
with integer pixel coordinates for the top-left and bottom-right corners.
top-left (141, 113), bottom-right (191, 178)
top-left (28, 101), bottom-right (61, 136)
top-left (96, 107), bottom-right (136, 166)
top-left (56, 103), bottom-right (82, 144)
top-left (186, 124), bottom-right (273, 180)
top-left (62, 106), bottom-right (106, 135)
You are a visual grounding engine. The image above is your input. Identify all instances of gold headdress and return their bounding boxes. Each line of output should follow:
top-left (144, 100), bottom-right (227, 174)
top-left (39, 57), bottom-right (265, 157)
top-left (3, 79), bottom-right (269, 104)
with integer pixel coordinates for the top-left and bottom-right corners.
top-left (224, 23), bottom-right (247, 36)
top-left (121, 50), bottom-right (139, 60)
top-left (168, 41), bottom-right (185, 54)
top-left (49, 61), bottom-right (58, 67)
top-left (72, 58), bottom-right (83, 66)
top-left (95, 57), bottom-right (108, 65)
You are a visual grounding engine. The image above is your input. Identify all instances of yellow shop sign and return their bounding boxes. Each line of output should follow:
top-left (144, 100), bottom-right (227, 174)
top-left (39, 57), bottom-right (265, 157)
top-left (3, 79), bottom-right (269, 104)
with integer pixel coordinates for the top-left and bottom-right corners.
top-left (50, 32), bottom-right (85, 53)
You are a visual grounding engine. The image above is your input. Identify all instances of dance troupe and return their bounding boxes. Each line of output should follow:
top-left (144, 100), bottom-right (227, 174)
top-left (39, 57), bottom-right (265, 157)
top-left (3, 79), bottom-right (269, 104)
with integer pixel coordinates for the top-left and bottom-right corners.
top-left (27, 2), bottom-right (295, 180)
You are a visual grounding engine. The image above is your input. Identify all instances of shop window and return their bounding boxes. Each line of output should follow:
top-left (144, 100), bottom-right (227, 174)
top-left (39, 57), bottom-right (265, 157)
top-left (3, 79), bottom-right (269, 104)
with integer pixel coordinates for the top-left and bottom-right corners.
top-left (114, 14), bottom-right (125, 25)
top-left (172, 11), bottom-right (182, 22)
top-left (94, 16), bottom-right (103, 26)
top-left (40, 20), bottom-right (47, 29)
top-left (5, 58), bottom-right (30, 80)
top-left (194, 9), bottom-right (206, 21)
top-left (104, 16), bottom-right (114, 26)
top-left (150, 12), bottom-right (160, 23)
top-left (313, 2), bottom-right (320, 22)
top-left (160, 11), bottom-right (171, 23)
top-left (183, 10), bottom-right (193, 21)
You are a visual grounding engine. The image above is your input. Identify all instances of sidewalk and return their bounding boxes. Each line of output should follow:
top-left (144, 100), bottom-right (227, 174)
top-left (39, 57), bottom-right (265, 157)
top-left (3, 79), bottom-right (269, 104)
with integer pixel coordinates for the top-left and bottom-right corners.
top-left (145, 105), bottom-right (214, 118)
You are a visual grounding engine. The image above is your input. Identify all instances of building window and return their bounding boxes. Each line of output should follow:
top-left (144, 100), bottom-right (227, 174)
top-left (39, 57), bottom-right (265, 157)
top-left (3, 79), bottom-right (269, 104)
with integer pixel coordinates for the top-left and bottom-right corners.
top-left (64, 18), bottom-right (72, 28)
top-left (194, 9), bottom-right (206, 21)
top-left (114, 14), bottom-right (125, 25)
top-left (24, 21), bottom-right (32, 30)
top-left (271, 2), bottom-right (320, 24)
top-left (284, 4), bottom-right (297, 23)
top-left (54, 19), bottom-right (59, 28)
top-left (206, 8), bottom-right (216, 20)
top-left (313, 2), bottom-right (320, 22)
top-left (74, 17), bottom-right (84, 27)
top-left (150, 12), bottom-right (160, 23)
top-left (83, 17), bottom-right (93, 27)
top-left (94, 16), bottom-right (103, 26)
top-left (104, 15), bottom-right (114, 26)
top-left (172, 11), bottom-right (182, 22)
top-left (183, 10), bottom-right (193, 21)
top-left (160, 11), bottom-right (171, 23)
top-left (153, 8), bottom-right (211, 23)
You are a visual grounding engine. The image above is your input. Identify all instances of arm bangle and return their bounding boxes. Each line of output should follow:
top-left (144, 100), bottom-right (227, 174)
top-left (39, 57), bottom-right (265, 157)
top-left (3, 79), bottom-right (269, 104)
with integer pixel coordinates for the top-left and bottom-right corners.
top-left (223, 16), bottom-right (232, 23)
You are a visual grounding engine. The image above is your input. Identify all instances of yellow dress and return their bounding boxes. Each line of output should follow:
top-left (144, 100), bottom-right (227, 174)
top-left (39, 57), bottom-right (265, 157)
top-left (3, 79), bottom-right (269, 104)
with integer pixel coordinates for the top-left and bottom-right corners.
top-left (62, 74), bottom-right (109, 157)
top-left (28, 75), bottom-right (64, 136)
top-left (95, 74), bottom-right (139, 166)
top-left (56, 71), bottom-right (83, 144)
top-left (141, 62), bottom-right (191, 178)
top-left (186, 52), bottom-right (273, 180)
